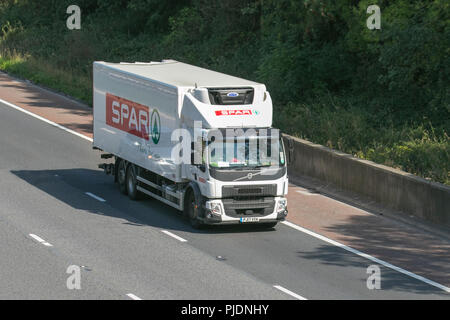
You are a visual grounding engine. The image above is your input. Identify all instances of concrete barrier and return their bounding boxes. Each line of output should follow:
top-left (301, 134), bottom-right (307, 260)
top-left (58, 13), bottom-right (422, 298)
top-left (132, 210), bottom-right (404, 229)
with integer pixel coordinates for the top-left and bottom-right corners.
top-left (282, 134), bottom-right (450, 227)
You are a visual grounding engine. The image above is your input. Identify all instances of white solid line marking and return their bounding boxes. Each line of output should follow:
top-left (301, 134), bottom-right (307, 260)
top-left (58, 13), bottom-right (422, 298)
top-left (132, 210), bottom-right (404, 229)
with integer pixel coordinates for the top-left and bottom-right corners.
top-left (296, 190), bottom-right (319, 196)
top-left (0, 98), bottom-right (93, 142)
top-left (282, 221), bottom-right (450, 293)
top-left (85, 192), bottom-right (106, 202)
top-left (126, 293), bottom-right (142, 300)
top-left (273, 285), bottom-right (307, 300)
top-left (161, 230), bottom-right (188, 242)
top-left (29, 234), bottom-right (53, 247)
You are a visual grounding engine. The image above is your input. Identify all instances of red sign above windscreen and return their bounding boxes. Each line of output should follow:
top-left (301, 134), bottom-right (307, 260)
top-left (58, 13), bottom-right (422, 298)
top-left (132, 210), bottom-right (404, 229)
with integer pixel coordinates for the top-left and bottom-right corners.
top-left (215, 110), bottom-right (253, 116)
top-left (106, 93), bottom-right (150, 140)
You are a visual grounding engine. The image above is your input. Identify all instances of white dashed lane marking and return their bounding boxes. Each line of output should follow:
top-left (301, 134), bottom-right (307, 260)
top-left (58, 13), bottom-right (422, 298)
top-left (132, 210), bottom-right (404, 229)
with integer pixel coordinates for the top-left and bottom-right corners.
top-left (85, 192), bottom-right (106, 202)
top-left (29, 234), bottom-right (53, 247)
top-left (126, 293), bottom-right (142, 300)
top-left (273, 285), bottom-right (307, 300)
top-left (161, 230), bottom-right (188, 242)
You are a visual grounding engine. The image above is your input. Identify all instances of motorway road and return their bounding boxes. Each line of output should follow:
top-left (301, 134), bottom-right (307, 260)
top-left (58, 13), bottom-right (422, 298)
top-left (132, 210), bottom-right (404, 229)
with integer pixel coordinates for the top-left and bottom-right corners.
top-left (0, 100), bottom-right (449, 300)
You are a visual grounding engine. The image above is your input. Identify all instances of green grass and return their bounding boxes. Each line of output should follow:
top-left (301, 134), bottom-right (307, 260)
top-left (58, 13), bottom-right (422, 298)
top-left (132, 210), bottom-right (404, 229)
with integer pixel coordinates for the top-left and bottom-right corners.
top-left (0, 50), bottom-right (91, 104)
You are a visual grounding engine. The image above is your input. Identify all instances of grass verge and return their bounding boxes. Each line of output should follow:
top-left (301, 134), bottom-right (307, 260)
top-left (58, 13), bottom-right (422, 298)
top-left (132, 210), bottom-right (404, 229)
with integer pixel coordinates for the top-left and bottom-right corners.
top-left (0, 50), bottom-right (91, 105)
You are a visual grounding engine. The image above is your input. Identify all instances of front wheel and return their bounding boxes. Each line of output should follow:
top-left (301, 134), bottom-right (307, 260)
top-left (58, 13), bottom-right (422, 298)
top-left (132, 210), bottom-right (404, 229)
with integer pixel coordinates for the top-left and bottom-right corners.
top-left (185, 190), bottom-right (203, 229)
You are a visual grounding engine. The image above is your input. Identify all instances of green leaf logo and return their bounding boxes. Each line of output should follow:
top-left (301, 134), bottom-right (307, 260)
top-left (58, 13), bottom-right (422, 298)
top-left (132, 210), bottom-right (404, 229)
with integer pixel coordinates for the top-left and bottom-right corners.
top-left (151, 109), bottom-right (161, 144)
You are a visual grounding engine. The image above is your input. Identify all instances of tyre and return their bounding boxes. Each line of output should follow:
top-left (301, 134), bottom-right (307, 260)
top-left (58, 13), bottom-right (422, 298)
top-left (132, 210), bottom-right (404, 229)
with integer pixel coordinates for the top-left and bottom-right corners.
top-left (117, 159), bottom-right (127, 195)
top-left (184, 189), bottom-right (203, 229)
top-left (126, 164), bottom-right (143, 201)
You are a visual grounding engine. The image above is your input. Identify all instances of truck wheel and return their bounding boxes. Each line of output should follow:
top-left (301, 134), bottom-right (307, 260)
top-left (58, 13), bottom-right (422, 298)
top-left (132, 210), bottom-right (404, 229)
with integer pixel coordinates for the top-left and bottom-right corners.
top-left (185, 190), bottom-right (203, 229)
top-left (117, 159), bottom-right (127, 195)
top-left (126, 165), bottom-right (143, 201)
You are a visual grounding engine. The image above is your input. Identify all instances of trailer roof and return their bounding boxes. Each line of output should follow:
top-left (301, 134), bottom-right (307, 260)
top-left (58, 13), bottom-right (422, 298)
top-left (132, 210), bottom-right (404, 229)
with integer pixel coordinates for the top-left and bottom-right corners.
top-left (96, 60), bottom-right (262, 88)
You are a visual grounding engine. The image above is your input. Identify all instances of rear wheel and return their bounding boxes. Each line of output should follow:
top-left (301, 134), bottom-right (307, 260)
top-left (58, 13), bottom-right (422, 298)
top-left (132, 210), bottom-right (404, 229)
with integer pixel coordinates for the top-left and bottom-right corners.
top-left (126, 164), bottom-right (143, 201)
top-left (117, 160), bottom-right (127, 195)
top-left (185, 190), bottom-right (203, 229)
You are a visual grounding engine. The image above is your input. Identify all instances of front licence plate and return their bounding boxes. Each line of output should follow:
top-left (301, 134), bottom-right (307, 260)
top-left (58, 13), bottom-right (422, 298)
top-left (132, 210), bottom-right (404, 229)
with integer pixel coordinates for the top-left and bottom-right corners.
top-left (240, 217), bottom-right (260, 223)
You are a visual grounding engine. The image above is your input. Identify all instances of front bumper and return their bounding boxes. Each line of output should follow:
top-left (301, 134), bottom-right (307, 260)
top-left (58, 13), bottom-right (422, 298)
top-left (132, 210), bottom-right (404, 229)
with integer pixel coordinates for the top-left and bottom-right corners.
top-left (200, 197), bottom-right (288, 225)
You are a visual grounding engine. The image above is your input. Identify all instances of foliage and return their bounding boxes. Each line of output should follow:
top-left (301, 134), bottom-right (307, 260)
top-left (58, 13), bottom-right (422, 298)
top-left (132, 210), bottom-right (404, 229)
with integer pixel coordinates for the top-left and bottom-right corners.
top-left (0, 0), bottom-right (448, 184)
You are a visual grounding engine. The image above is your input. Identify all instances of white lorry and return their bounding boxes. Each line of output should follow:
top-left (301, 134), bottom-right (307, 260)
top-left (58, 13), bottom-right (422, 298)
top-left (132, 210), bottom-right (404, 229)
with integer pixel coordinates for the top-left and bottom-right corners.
top-left (93, 60), bottom-right (288, 228)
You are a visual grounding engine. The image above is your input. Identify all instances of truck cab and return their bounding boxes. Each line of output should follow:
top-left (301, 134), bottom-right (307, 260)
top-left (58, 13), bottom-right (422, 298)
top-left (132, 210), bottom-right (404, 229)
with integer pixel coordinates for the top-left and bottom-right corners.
top-left (180, 86), bottom-right (288, 227)
top-left (190, 128), bottom-right (288, 226)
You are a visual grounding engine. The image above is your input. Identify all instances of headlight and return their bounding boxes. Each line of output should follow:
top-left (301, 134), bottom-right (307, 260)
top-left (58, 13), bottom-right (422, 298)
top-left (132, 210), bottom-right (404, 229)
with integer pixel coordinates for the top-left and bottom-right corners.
top-left (206, 201), bottom-right (222, 216)
top-left (276, 198), bottom-right (287, 213)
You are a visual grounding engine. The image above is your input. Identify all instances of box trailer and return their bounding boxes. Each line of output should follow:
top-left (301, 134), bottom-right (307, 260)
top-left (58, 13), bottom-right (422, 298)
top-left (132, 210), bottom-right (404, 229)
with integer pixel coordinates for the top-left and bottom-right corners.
top-left (93, 60), bottom-right (288, 228)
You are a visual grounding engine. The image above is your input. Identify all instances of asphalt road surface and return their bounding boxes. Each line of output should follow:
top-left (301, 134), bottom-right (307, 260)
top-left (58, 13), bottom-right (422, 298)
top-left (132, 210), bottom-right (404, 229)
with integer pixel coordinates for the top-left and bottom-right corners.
top-left (0, 101), bottom-right (449, 300)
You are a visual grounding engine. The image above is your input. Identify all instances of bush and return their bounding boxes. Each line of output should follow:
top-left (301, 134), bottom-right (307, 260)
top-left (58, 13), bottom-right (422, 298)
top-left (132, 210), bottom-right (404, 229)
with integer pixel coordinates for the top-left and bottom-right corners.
top-left (0, 0), bottom-right (448, 184)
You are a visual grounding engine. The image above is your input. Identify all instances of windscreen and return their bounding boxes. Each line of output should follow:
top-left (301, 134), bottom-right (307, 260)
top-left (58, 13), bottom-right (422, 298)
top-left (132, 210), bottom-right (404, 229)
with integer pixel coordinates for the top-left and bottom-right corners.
top-left (207, 136), bottom-right (285, 169)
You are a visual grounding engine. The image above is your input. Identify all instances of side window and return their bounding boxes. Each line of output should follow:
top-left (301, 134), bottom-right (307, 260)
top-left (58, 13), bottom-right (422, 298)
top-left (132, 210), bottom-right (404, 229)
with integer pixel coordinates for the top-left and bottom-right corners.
top-left (202, 140), bottom-right (206, 165)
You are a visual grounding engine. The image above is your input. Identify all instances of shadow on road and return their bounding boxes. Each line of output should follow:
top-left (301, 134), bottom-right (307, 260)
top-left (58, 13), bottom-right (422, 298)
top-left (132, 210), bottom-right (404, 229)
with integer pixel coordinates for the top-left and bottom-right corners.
top-left (296, 243), bottom-right (447, 295)
top-left (294, 212), bottom-right (450, 295)
top-left (11, 168), bottom-right (276, 235)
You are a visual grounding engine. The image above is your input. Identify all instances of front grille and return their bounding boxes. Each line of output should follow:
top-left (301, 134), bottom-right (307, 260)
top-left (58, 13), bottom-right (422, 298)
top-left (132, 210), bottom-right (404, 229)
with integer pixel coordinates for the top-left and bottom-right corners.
top-left (222, 184), bottom-right (277, 198)
top-left (238, 188), bottom-right (261, 195)
top-left (222, 197), bottom-right (275, 218)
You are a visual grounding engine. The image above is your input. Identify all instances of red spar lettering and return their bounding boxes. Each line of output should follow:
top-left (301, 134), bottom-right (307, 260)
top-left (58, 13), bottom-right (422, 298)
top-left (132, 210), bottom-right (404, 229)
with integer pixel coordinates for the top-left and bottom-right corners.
top-left (106, 93), bottom-right (150, 140)
top-left (215, 110), bottom-right (253, 116)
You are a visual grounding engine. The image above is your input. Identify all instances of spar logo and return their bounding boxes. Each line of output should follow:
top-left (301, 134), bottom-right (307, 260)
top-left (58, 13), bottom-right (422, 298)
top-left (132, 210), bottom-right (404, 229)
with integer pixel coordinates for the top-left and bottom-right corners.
top-left (106, 93), bottom-right (160, 144)
top-left (215, 109), bottom-right (259, 116)
top-left (150, 109), bottom-right (161, 144)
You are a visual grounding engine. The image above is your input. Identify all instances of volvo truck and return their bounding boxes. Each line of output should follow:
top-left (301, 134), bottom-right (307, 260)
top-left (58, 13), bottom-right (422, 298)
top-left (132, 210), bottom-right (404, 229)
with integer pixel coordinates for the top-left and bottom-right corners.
top-left (93, 60), bottom-right (288, 228)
